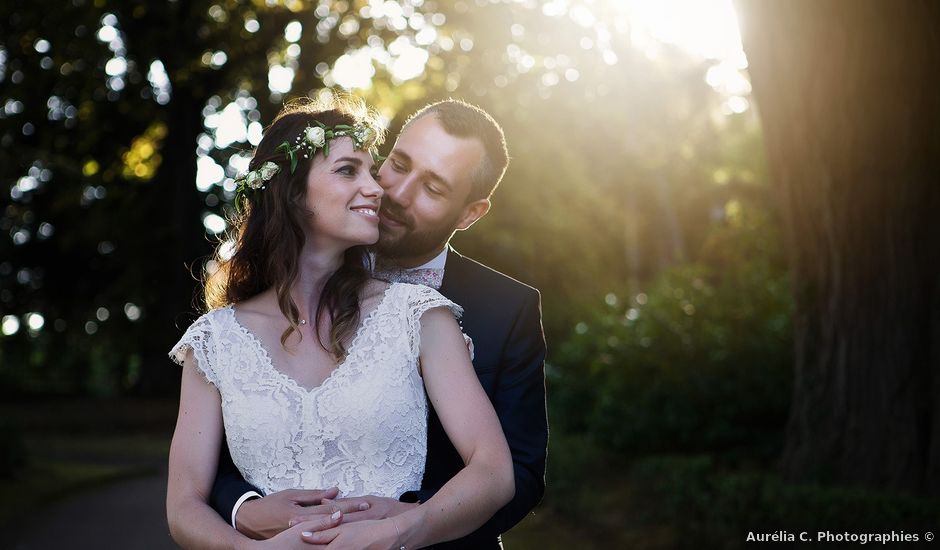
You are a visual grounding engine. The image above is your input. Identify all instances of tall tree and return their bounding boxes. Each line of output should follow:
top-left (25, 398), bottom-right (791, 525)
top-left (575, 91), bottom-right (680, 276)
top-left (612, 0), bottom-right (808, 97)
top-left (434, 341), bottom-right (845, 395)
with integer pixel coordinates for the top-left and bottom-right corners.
top-left (735, 0), bottom-right (940, 493)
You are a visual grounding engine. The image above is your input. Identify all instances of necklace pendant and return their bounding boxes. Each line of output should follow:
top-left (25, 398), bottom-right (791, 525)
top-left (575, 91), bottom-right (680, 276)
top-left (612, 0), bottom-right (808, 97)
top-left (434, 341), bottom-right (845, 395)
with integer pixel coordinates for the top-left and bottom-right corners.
top-left (299, 319), bottom-right (307, 326)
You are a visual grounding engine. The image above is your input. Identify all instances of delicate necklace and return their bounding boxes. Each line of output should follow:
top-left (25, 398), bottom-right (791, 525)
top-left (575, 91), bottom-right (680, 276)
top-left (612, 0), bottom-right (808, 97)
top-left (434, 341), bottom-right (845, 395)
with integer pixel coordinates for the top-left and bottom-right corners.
top-left (299, 318), bottom-right (308, 326)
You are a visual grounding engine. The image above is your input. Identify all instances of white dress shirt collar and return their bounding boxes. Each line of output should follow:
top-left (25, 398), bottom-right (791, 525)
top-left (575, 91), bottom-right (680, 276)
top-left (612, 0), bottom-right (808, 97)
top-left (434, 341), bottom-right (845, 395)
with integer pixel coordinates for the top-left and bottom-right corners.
top-left (412, 246), bottom-right (449, 271)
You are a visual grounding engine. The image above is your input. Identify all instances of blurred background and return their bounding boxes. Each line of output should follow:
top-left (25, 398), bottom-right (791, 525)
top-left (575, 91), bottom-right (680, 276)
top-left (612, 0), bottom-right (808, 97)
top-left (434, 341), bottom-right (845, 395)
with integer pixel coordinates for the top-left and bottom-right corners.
top-left (1, 0), bottom-right (938, 548)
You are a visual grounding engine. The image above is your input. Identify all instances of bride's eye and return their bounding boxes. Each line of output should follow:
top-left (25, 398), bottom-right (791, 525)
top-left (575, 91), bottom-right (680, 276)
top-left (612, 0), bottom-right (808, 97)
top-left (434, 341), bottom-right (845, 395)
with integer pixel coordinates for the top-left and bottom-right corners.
top-left (336, 165), bottom-right (356, 176)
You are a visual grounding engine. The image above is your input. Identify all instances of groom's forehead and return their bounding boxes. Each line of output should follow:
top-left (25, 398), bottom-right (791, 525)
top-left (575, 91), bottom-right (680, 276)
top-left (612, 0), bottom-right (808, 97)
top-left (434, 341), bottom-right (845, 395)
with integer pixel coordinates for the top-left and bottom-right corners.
top-left (395, 115), bottom-right (465, 151)
top-left (394, 114), bottom-right (442, 148)
top-left (393, 117), bottom-right (483, 168)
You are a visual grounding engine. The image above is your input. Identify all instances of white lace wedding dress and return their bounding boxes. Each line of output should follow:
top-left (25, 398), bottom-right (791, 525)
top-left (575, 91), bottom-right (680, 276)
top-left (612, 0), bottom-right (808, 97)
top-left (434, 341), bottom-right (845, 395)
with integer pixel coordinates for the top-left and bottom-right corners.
top-left (169, 282), bottom-right (463, 498)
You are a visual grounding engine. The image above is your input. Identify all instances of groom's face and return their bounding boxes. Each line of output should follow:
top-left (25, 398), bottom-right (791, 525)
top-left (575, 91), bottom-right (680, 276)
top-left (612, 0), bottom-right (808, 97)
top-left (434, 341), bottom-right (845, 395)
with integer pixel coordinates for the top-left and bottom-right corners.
top-left (376, 114), bottom-right (487, 261)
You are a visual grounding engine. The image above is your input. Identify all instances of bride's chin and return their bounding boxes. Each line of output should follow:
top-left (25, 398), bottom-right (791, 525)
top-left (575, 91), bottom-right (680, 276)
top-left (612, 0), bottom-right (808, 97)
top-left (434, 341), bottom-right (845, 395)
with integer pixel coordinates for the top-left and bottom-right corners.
top-left (356, 232), bottom-right (380, 247)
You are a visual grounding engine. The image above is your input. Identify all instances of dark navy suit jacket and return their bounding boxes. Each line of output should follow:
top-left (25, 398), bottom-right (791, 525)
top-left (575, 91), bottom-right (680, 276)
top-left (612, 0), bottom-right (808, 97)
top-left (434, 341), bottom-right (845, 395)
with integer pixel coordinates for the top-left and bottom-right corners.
top-left (210, 248), bottom-right (548, 549)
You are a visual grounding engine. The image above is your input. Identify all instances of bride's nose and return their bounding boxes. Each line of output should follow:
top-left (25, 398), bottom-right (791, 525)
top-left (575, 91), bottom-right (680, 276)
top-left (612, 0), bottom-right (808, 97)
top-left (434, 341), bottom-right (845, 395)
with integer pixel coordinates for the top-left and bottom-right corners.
top-left (361, 175), bottom-right (383, 199)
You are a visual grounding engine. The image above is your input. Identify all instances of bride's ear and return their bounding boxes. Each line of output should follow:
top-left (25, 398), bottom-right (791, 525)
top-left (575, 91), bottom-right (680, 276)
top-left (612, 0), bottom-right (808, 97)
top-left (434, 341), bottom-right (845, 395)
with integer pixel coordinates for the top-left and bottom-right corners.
top-left (455, 199), bottom-right (491, 232)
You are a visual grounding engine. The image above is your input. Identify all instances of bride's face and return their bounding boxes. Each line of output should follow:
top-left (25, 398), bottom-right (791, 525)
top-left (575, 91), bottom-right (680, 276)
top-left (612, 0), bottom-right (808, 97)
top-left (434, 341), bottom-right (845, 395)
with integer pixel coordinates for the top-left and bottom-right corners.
top-left (304, 137), bottom-right (383, 248)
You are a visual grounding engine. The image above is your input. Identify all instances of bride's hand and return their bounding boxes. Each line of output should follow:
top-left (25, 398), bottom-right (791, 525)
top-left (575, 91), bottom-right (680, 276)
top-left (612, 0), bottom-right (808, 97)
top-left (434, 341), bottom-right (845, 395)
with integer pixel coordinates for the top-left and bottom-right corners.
top-left (247, 514), bottom-right (343, 550)
top-left (299, 518), bottom-right (399, 549)
top-left (236, 487), bottom-right (338, 539)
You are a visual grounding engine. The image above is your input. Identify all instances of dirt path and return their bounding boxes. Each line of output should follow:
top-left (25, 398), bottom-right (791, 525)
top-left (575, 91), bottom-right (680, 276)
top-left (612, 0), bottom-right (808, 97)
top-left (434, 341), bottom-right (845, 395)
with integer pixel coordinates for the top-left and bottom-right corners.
top-left (10, 470), bottom-right (178, 550)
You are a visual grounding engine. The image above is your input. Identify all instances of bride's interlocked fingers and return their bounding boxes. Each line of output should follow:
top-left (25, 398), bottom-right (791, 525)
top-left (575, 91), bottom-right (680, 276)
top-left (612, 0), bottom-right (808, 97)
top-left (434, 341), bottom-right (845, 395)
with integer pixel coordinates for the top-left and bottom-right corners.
top-left (324, 495), bottom-right (418, 524)
top-left (289, 497), bottom-right (372, 528)
top-left (235, 487), bottom-right (368, 540)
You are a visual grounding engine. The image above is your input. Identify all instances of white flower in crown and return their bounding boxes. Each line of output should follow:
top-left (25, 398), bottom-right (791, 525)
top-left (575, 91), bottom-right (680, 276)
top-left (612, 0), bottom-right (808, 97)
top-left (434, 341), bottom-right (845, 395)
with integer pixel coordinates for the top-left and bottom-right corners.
top-left (354, 126), bottom-right (374, 146)
top-left (305, 126), bottom-right (326, 148)
top-left (245, 170), bottom-right (263, 189)
top-left (258, 161), bottom-right (280, 181)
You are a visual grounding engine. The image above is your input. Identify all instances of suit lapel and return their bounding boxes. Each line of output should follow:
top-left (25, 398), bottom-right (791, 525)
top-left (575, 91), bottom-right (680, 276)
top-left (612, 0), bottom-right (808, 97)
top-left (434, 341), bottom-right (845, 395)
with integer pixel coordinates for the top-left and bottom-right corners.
top-left (438, 245), bottom-right (466, 300)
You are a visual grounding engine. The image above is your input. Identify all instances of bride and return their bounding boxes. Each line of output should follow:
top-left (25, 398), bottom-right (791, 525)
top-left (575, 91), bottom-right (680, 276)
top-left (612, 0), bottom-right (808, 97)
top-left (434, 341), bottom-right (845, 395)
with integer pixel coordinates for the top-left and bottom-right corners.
top-left (166, 96), bottom-right (514, 549)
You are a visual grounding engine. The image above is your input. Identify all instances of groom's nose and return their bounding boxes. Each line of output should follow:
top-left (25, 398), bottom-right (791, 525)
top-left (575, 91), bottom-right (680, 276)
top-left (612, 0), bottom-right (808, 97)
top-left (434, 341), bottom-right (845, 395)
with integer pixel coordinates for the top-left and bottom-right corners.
top-left (384, 173), bottom-right (418, 208)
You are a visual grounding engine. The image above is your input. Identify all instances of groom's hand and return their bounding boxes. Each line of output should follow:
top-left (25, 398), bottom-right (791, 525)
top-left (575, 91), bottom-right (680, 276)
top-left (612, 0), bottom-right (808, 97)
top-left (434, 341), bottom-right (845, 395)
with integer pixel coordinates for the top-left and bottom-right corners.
top-left (236, 487), bottom-right (368, 540)
top-left (329, 495), bottom-right (418, 523)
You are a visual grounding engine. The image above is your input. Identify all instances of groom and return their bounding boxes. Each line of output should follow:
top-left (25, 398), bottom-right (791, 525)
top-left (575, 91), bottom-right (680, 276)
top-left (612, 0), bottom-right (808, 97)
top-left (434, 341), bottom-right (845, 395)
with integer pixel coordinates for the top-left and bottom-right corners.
top-left (211, 99), bottom-right (548, 549)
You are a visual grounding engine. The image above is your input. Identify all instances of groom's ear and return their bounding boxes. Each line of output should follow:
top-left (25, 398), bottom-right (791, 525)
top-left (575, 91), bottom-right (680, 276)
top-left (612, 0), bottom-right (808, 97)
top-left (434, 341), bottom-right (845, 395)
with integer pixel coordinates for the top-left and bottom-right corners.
top-left (454, 198), bottom-right (491, 232)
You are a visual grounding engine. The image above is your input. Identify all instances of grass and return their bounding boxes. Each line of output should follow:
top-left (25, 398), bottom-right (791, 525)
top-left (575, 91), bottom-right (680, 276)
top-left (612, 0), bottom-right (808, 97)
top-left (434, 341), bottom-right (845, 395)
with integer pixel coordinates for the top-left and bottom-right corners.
top-left (503, 431), bottom-right (674, 549)
top-left (0, 459), bottom-right (155, 528)
top-left (505, 431), bottom-right (940, 550)
top-left (22, 432), bottom-right (172, 462)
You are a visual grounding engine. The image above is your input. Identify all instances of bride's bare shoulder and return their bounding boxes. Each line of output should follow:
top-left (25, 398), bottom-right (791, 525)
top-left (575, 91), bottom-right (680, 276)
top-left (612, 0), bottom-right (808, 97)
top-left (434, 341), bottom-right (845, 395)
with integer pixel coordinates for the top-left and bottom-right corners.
top-left (231, 289), bottom-right (279, 322)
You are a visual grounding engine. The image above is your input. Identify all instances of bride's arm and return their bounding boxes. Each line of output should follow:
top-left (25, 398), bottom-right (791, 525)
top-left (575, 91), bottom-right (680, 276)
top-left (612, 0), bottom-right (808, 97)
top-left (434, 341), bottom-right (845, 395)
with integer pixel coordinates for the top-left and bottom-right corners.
top-left (166, 350), bottom-right (251, 549)
top-left (403, 306), bottom-right (516, 544)
top-left (302, 306), bottom-right (514, 549)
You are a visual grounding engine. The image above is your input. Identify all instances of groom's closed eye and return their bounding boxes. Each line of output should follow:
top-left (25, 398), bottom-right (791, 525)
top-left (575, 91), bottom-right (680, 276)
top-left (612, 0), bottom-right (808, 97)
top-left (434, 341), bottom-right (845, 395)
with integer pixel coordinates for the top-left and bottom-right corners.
top-left (423, 171), bottom-right (453, 198)
top-left (425, 182), bottom-right (444, 196)
top-left (387, 151), bottom-right (411, 172)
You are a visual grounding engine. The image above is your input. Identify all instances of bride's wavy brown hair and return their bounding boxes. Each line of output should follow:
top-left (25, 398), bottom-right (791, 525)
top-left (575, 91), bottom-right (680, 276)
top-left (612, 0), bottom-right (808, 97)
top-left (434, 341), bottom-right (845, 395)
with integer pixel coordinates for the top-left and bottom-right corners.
top-left (204, 94), bottom-right (385, 357)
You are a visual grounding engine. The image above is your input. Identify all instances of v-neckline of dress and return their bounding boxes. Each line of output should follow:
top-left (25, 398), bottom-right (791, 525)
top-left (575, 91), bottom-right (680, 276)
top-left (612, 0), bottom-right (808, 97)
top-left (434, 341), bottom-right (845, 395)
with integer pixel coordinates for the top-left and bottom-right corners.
top-left (226, 284), bottom-right (396, 395)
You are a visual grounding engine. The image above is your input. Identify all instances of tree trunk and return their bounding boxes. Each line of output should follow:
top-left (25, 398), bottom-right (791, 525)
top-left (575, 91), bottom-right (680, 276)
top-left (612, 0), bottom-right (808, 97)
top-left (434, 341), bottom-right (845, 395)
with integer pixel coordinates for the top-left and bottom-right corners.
top-left (735, 0), bottom-right (940, 494)
top-left (131, 0), bottom-right (211, 396)
top-left (135, 82), bottom-right (206, 396)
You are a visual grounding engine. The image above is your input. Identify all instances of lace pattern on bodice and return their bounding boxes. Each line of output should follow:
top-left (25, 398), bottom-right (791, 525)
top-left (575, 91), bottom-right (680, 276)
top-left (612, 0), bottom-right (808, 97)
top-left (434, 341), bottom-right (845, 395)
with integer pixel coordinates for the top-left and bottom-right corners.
top-left (170, 283), bottom-right (463, 498)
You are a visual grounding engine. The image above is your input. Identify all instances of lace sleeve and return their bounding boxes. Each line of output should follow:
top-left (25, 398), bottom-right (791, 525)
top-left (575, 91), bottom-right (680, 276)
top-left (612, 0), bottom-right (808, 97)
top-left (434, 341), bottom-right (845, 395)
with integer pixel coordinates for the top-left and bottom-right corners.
top-left (168, 312), bottom-right (220, 387)
top-left (405, 284), bottom-right (473, 360)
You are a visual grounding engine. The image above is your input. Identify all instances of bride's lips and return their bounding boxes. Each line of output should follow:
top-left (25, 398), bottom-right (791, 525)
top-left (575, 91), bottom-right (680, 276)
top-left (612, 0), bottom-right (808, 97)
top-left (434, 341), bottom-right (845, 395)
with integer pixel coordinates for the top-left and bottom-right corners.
top-left (349, 205), bottom-right (379, 221)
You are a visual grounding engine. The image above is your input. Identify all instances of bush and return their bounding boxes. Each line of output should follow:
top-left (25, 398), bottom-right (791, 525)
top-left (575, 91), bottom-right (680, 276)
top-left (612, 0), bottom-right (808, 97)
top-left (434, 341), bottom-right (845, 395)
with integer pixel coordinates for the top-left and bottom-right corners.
top-left (550, 203), bottom-right (793, 455)
top-left (632, 455), bottom-right (940, 550)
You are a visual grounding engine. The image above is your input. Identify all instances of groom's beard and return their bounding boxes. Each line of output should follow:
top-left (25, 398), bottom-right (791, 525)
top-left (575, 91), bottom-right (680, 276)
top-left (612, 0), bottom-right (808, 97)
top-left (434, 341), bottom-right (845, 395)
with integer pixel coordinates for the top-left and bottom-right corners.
top-left (376, 201), bottom-right (459, 261)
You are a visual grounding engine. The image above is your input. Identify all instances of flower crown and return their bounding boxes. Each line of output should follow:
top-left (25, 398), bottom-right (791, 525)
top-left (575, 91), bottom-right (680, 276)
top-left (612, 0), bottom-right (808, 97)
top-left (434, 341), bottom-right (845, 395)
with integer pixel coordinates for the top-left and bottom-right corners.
top-left (233, 121), bottom-right (380, 209)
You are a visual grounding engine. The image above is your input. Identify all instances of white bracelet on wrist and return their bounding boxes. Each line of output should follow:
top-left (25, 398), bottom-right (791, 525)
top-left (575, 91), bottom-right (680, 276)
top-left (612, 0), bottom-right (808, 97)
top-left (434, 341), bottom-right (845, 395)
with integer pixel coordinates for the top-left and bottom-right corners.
top-left (389, 517), bottom-right (405, 550)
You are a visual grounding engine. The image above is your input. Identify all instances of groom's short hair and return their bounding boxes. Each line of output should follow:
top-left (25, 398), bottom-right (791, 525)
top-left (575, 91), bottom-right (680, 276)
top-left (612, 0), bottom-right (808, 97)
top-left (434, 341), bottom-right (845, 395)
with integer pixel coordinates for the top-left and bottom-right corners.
top-left (402, 99), bottom-right (509, 203)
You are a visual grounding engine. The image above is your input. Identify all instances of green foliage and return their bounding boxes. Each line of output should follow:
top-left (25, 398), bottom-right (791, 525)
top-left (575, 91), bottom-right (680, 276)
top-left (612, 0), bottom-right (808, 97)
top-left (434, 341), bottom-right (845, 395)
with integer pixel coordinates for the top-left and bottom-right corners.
top-left (550, 200), bottom-right (793, 454)
top-left (524, 432), bottom-right (644, 548)
top-left (632, 455), bottom-right (940, 550)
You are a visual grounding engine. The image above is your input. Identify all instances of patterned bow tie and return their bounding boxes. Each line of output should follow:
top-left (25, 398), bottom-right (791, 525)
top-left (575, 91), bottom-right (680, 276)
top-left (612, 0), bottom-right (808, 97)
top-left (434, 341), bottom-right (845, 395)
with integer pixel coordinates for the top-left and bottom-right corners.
top-left (373, 267), bottom-right (444, 289)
